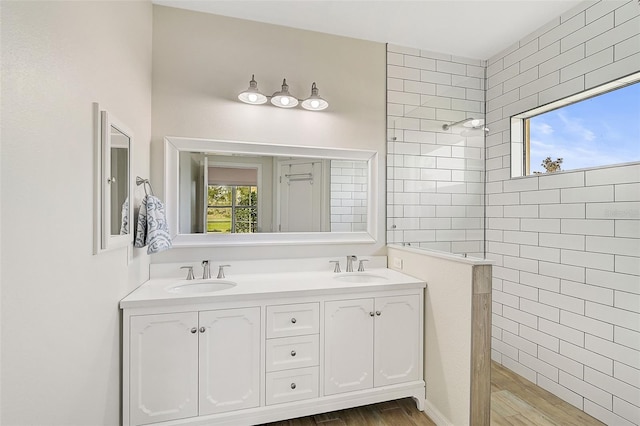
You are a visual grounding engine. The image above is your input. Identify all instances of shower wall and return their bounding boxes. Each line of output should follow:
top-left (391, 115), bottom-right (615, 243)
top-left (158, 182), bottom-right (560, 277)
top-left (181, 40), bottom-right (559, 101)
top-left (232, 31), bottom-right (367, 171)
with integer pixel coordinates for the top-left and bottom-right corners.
top-left (387, 45), bottom-right (486, 257)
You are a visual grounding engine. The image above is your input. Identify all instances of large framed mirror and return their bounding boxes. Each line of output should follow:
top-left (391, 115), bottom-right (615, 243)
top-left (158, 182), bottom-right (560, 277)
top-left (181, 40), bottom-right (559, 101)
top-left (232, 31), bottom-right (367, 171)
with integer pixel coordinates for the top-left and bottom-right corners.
top-left (164, 137), bottom-right (381, 247)
top-left (93, 103), bottom-right (132, 253)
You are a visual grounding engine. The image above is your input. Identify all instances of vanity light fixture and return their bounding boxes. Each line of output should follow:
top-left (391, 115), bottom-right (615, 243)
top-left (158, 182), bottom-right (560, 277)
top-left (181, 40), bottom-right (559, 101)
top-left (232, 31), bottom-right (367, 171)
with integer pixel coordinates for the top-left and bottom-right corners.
top-left (238, 75), bottom-right (329, 111)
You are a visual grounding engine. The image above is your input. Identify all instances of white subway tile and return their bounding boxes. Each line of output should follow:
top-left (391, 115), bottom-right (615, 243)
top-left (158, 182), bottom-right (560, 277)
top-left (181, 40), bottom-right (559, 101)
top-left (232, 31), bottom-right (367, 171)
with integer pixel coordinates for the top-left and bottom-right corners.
top-left (387, 52), bottom-right (404, 66)
top-left (450, 98), bottom-right (482, 113)
top-left (541, 289), bottom-right (585, 314)
top-left (586, 16), bottom-right (640, 56)
top-left (539, 44), bottom-right (586, 77)
top-left (436, 84), bottom-right (466, 100)
top-left (404, 80), bottom-right (436, 95)
top-left (494, 264), bottom-right (520, 283)
top-left (587, 269), bottom-right (640, 295)
top-left (505, 357), bottom-right (540, 384)
top-left (404, 54), bottom-right (436, 71)
top-left (561, 249), bottom-right (615, 271)
top-left (616, 183), bottom-right (640, 202)
top-left (504, 255), bottom-right (539, 274)
top-left (540, 261), bottom-right (585, 282)
top-left (521, 298), bottom-right (560, 322)
top-left (436, 60), bottom-right (466, 75)
top-left (466, 64), bottom-right (485, 78)
top-left (503, 305), bottom-right (538, 329)
top-left (388, 65), bottom-right (421, 81)
top-left (503, 177), bottom-right (539, 193)
top-left (614, 33), bottom-right (640, 61)
top-left (561, 47), bottom-right (614, 83)
top-left (615, 0), bottom-right (640, 26)
top-left (540, 233), bottom-right (585, 250)
top-left (520, 351), bottom-right (559, 381)
top-left (614, 361), bottom-right (640, 389)
top-left (562, 279), bottom-right (614, 305)
top-left (540, 11), bottom-right (586, 48)
top-left (504, 39), bottom-right (539, 68)
top-left (539, 318), bottom-right (585, 347)
top-left (585, 0), bottom-right (617, 23)
top-left (520, 72), bottom-right (561, 99)
top-left (586, 301), bottom-right (640, 333)
top-left (404, 106), bottom-right (436, 119)
top-left (487, 88), bottom-right (520, 112)
top-left (540, 75), bottom-right (586, 105)
top-left (520, 189), bottom-right (560, 205)
top-left (503, 67), bottom-right (539, 93)
top-left (585, 367), bottom-right (640, 408)
top-left (616, 255), bottom-right (640, 275)
top-left (587, 164), bottom-right (640, 186)
top-left (539, 171), bottom-right (585, 189)
top-left (540, 203), bottom-right (586, 219)
top-left (521, 42), bottom-right (561, 72)
top-left (562, 185), bottom-right (615, 203)
top-left (451, 74), bottom-right (482, 90)
top-left (503, 280), bottom-right (539, 301)
top-left (584, 399), bottom-right (636, 426)
top-left (465, 87), bottom-right (484, 101)
top-left (488, 217), bottom-right (520, 231)
top-left (420, 70), bottom-right (451, 85)
top-left (521, 219), bottom-right (561, 233)
top-left (493, 313), bottom-right (519, 334)
top-left (560, 341), bottom-right (613, 375)
top-left (521, 245), bottom-right (560, 263)
top-left (388, 90), bottom-right (421, 106)
top-left (561, 218), bottom-right (615, 236)
top-left (539, 346), bottom-right (585, 378)
top-left (587, 202), bottom-right (640, 219)
top-left (504, 205), bottom-right (539, 218)
top-left (492, 337), bottom-right (519, 360)
top-left (613, 396), bottom-right (640, 426)
top-left (419, 169), bottom-right (451, 181)
top-left (587, 236), bottom-right (640, 257)
top-left (504, 230), bottom-right (539, 246)
top-left (521, 325), bottom-right (561, 352)
top-left (562, 12), bottom-right (614, 53)
top-left (520, 271), bottom-right (561, 292)
top-left (616, 220), bottom-right (640, 238)
top-left (586, 52), bottom-right (640, 89)
top-left (560, 371), bottom-right (613, 410)
top-left (503, 331), bottom-right (539, 356)
top-left (435, 205), bottom-right (468, 218)
top-left (613, 322), bottom-right (640, 352)
top-left (537, 375), bottom-right (584, 410)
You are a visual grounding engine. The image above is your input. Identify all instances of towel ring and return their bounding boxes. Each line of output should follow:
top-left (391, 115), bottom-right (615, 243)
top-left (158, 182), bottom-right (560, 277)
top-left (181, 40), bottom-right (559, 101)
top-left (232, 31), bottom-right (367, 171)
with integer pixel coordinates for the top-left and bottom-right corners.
top-left (135, 176), bottom-right (155, 196)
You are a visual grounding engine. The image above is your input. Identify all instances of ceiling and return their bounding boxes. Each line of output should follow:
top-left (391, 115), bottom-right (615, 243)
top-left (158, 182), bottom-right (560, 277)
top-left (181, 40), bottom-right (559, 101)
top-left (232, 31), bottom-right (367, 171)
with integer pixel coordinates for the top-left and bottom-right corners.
top-left (152, 0), bottom-right (584, 60)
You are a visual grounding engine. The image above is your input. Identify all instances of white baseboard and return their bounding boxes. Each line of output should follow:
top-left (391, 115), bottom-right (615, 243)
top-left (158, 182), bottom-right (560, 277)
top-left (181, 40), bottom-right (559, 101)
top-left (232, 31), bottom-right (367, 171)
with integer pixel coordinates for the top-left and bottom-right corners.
top-left (424, 398), bottom-right (454, 426)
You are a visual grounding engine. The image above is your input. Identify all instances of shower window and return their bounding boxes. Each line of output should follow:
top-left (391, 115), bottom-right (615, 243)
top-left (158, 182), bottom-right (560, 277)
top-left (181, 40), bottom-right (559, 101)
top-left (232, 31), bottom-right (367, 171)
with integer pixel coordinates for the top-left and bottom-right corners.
top-left (511, 73), bottom-right (640, 176)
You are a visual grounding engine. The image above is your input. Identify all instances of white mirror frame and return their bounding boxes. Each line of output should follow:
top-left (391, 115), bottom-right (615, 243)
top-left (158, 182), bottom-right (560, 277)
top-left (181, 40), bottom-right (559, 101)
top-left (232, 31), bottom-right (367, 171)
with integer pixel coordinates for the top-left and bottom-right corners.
top-left (93, 103), bottom-right (133, 254)
top-left (164, 136), bottom-right (382, 247)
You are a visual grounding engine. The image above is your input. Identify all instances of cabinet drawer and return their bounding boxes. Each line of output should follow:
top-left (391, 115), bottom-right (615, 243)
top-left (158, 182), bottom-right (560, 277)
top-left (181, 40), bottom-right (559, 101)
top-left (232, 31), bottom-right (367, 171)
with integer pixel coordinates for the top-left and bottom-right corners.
top-left (265, 367), bottom-right (319, 405)
top-left (266, 335), bottom-right (319, 372)
top-left (266, 303), bottom-right (319, 338)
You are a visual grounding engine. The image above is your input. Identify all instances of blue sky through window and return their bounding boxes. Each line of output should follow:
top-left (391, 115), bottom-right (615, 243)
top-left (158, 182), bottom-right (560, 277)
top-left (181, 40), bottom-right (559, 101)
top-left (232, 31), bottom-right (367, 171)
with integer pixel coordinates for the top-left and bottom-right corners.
top-left (528, 81), bottom-right (640, 174)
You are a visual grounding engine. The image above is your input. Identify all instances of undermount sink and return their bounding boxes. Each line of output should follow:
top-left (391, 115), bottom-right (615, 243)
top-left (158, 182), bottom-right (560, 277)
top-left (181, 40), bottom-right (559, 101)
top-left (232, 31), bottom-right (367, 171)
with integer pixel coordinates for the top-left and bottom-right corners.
top-left (333, 273), bottom-right (388, 283)
top-left (167, 280), bottom-right (237, 294)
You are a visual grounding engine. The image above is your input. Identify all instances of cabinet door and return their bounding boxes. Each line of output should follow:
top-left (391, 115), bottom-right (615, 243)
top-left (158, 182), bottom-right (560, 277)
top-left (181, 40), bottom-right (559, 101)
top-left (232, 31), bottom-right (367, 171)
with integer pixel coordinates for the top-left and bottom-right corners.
top-left (374, 295), bottom-right (421, 387)
top-left (129, 312), bottom-right (198, 425)
top-left (324, 298), bottom-right (374, 395)
top-left (199, 307), bottom-right (261, 415)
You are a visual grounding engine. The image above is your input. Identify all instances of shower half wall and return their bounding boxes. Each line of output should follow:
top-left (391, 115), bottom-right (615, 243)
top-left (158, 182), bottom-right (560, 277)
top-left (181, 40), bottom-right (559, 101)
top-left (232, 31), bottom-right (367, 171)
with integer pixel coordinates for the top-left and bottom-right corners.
top-left (387, 44), bottom-right (487, 258)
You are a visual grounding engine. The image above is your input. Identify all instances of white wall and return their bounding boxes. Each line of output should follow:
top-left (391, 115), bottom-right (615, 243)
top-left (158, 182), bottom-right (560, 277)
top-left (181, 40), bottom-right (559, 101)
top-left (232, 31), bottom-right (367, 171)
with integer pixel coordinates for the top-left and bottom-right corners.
top-left (386, 45), bottom-right (486, 258)
top-left (486, 1), bottom-right (640, 425)
top-left (150, 5), bottom-right (387, 263)
top-left (0, 1), bottom-right (152, 424)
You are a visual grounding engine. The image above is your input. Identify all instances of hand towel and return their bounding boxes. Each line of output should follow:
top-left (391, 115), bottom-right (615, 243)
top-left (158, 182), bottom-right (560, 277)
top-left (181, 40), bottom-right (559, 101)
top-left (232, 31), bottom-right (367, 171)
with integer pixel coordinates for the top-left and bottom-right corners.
top-left (134, 195), bottom-right (172, 254)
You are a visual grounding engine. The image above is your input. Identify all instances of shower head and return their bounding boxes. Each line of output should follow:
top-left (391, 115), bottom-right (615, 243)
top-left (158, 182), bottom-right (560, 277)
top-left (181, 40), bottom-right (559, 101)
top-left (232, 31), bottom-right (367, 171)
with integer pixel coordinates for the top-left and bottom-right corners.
top-left (442, 117), bottom-right (485, 131)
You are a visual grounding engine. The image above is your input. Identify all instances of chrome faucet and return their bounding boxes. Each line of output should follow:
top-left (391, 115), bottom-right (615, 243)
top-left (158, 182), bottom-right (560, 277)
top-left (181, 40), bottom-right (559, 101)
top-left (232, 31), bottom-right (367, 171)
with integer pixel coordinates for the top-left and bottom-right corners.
top-left (346, 255), bottom-right (357, 272)
top-left (202, 260), bottom-right (211, 279)
top-left (217, 264), bottom-right (230, 279)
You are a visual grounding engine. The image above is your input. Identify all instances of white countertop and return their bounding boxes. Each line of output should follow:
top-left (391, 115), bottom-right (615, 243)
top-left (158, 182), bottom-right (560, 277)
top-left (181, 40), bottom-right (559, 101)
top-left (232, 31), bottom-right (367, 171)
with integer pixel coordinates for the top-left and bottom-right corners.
top-left (120, 267), bottom-right (426, 309)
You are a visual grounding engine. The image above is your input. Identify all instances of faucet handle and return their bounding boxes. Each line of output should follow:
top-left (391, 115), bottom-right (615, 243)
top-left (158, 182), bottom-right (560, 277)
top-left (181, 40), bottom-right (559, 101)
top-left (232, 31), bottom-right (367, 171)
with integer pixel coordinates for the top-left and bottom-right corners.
top-left (357, 259), bottom-right (369, 272)
top-left (329, 260), bottom-right (341, 273)
top-left (217, 264), bottom-right (230, 279)
top-left (180, 266), bottom-right (195, 280)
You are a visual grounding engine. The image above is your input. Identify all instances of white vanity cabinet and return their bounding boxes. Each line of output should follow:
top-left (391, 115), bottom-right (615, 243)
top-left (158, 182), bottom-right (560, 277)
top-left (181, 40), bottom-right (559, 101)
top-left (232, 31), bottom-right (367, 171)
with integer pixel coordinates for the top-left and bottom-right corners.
top-left (324, 294), bottom-right (421, 395)
top-left (121, 271), bottom-right (426, 426)
top-left (125, 307), bottom-right (260, 426)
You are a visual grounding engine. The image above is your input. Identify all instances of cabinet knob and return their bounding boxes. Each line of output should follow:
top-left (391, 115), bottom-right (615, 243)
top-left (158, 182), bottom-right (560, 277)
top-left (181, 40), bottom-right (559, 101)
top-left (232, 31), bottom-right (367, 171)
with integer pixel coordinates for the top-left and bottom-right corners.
top-left (199, 327), bottom-right (206, 333)
top-left (291, 318), bottom-right (297, 324)
top-left (369, 312), bottom-right (374, 317)
top-left (190, 328), bottom-right (197, 334)
top-left (376, 311), bottom-right (382, 316)
top-left (291, 350), bottom-right (296, 357)
top-left (290, 383), bottom-right (296, 390)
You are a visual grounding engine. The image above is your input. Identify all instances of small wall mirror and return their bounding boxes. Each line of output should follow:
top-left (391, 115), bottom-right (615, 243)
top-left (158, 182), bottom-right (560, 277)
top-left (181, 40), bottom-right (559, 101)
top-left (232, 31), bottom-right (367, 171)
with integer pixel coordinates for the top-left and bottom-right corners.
top-left (165, 137), bottom-right (381, 247)
top-left (93, 103), bottom-right (132, 253)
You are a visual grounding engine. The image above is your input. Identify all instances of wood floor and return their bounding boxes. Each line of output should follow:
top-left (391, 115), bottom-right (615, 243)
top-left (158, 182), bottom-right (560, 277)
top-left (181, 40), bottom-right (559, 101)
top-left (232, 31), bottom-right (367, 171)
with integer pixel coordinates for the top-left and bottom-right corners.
top-left (262, 362), bottom-right (605, 426)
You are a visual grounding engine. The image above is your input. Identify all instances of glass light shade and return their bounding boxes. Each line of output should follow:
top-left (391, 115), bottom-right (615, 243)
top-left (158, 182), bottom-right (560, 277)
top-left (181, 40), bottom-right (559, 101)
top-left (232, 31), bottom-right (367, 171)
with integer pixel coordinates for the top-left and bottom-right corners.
top-left (238, 74), bottom-right (267, 105)
top-left (301, 82), bottom-right (328, 111)
top-left (271, 79), bottom-right (298, 108)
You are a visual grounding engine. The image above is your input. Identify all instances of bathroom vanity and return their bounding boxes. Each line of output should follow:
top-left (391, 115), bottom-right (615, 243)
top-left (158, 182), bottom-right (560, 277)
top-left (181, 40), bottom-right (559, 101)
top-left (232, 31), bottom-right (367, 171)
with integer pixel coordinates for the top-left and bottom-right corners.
top-left (120, 259), bottom-right (426, 426)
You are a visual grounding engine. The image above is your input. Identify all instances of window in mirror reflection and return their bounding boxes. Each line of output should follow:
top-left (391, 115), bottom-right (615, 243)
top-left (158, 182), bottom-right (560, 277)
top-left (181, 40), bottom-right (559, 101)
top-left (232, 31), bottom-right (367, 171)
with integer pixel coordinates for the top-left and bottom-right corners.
top-left (207, 185), bottom-right (258, 233)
